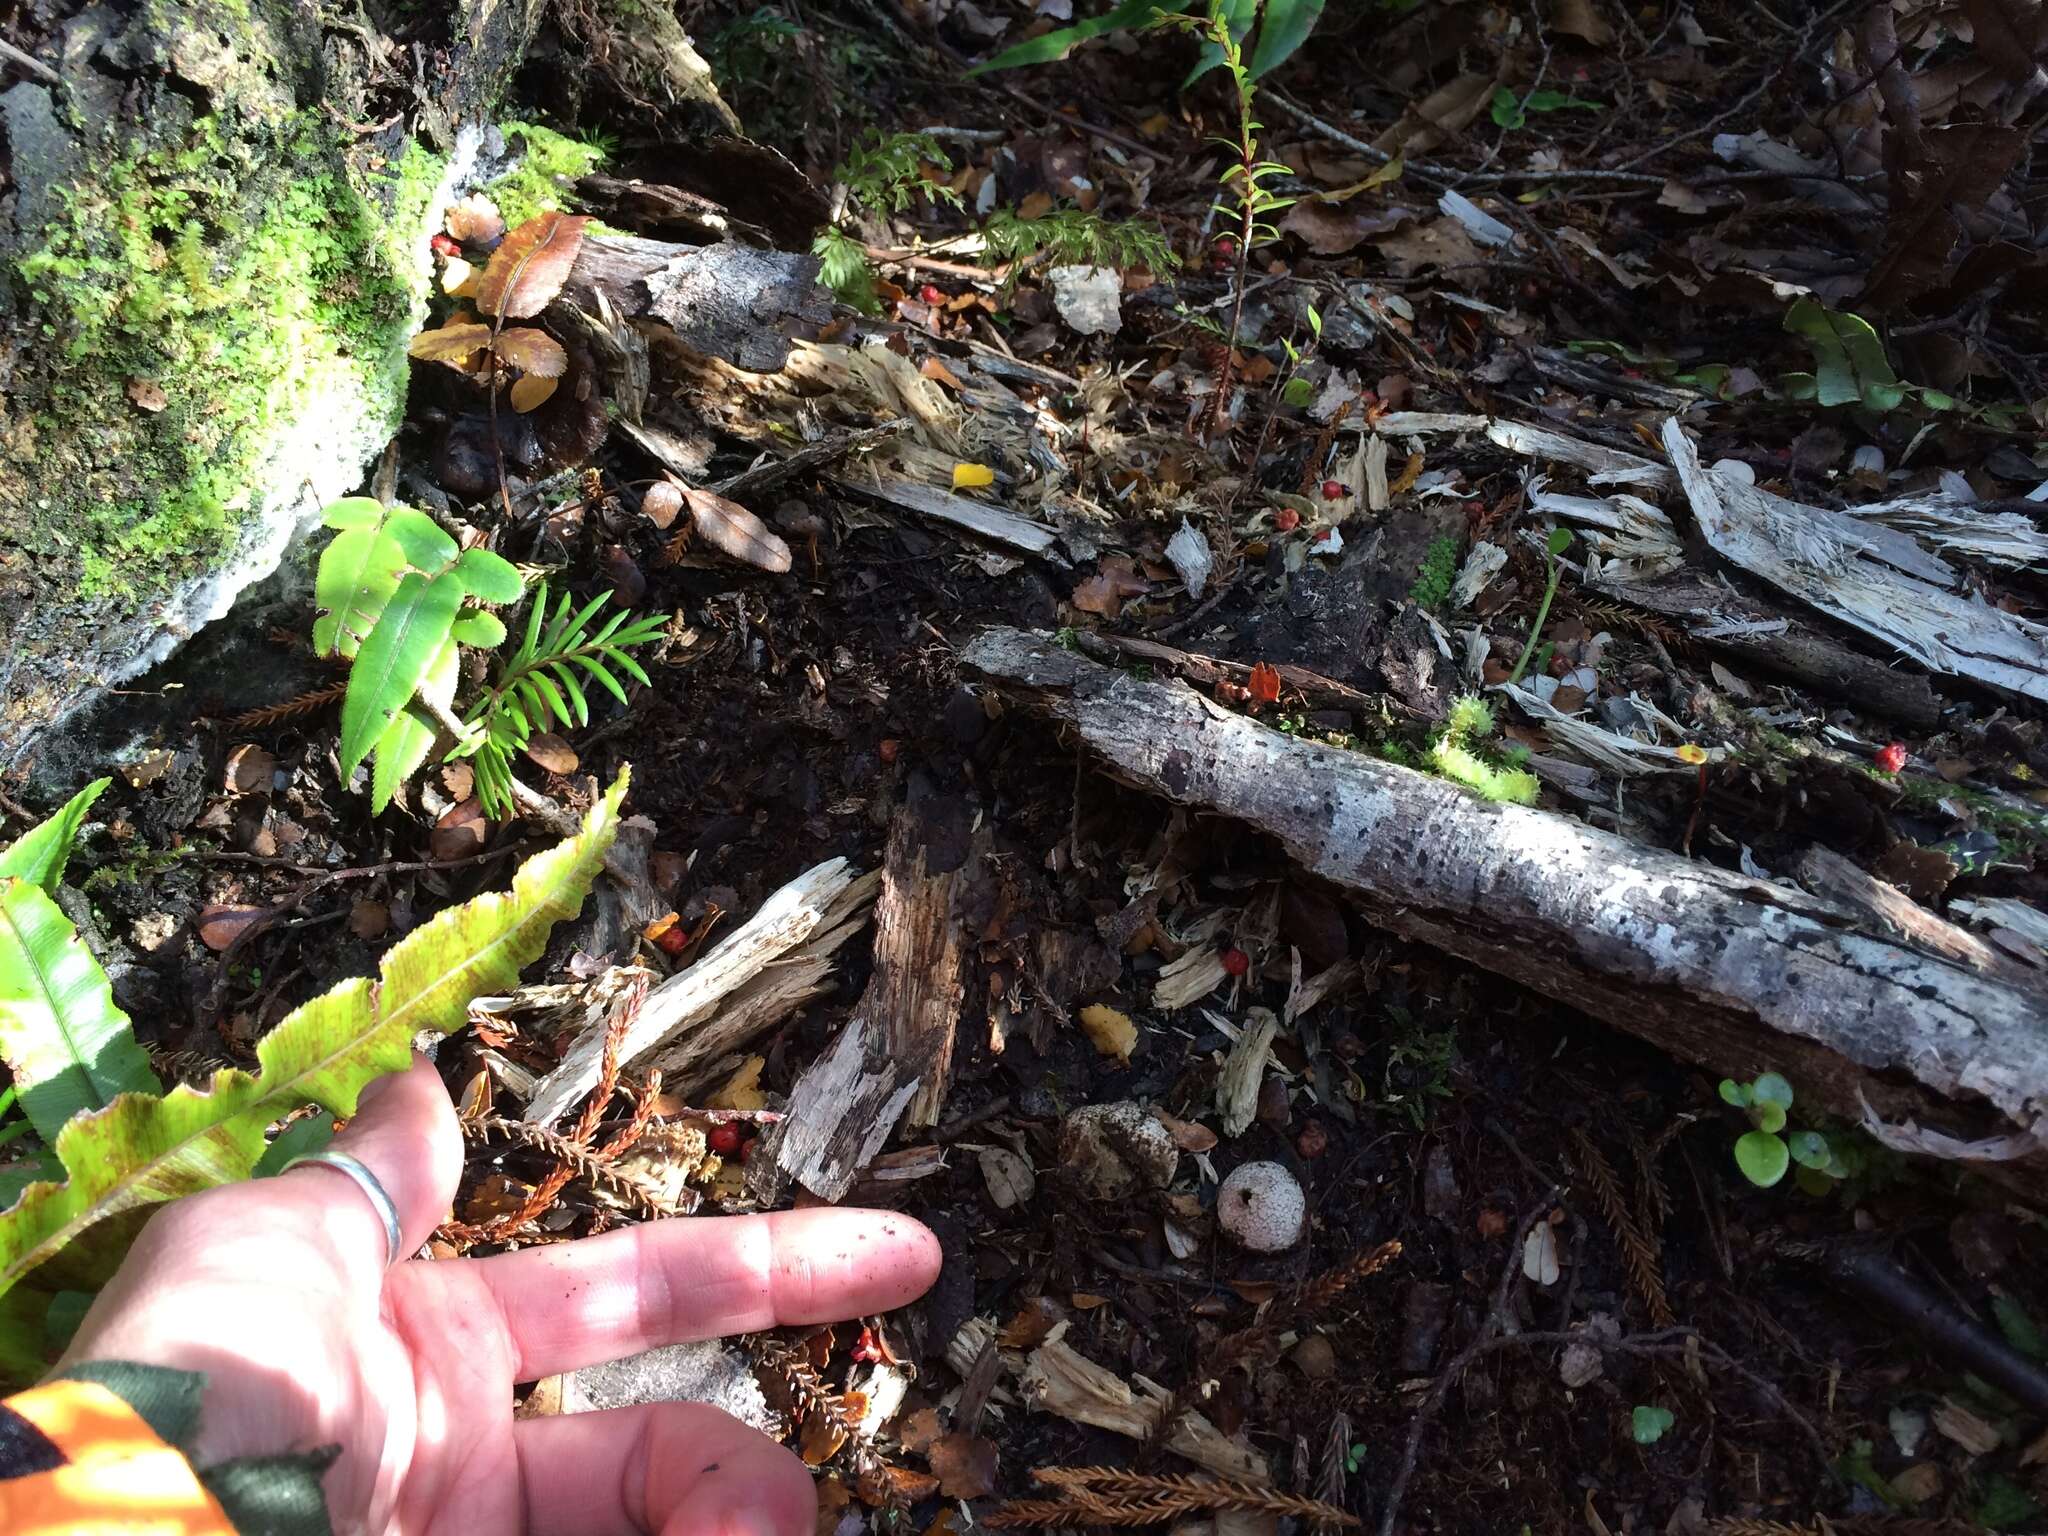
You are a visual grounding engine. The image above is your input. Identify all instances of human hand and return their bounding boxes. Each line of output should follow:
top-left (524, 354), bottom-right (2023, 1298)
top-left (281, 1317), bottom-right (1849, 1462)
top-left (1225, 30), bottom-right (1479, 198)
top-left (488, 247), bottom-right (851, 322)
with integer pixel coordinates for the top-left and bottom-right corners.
top-left (60, 1055), bottom-right (941, 1535)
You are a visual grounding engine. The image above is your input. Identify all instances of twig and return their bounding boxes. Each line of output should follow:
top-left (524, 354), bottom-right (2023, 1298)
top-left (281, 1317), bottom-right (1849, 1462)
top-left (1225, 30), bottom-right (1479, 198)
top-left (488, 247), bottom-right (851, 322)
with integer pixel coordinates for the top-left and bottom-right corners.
top-left (0, 37), bottom-right (61, 84)
top-left (1262, 89), bottom-right (1883, 190)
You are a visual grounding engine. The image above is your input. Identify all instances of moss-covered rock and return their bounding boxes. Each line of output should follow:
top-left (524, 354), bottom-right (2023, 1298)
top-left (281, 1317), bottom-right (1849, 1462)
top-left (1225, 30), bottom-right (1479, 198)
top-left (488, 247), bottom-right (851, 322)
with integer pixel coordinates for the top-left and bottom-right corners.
top-left (0, 0), bottom-right (452, 760)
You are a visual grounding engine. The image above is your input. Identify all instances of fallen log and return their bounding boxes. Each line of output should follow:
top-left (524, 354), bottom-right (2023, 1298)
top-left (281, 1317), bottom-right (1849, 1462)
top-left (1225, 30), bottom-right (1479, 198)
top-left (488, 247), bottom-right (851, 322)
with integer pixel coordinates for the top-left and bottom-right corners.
top-left (962, 628), bottom-right (2048, 1187)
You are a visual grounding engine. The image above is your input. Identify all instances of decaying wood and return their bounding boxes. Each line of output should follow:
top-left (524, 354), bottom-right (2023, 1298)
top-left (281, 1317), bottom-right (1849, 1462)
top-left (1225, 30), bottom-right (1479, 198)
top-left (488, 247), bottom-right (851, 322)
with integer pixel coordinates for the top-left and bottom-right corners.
top-left (747, 796), bottom-right (986, 1201)
top-left (1663, 419), bottom-right (2048, 703)
top-left (563, 236), bottom-right (830, 374)
top-left (1591, 570), bottom-right (1942, 728)
top-left (1796, 849), bottom-right (2046, 995)
top-left (1019, 1338), bottom-right (1268, 1483)
top-left (963, 628), bottom-right (2048, 1183)
top-left (827, 471), bottom-right (1062, 558)
top-left (524, 859), bottom-right (861, 1126)
top-left (1073, 632), bottom-right (1428, 723)
top-left (648, 871), bottom-right (881, 1094)
top-left (713, 423), bottom-right (904, 502)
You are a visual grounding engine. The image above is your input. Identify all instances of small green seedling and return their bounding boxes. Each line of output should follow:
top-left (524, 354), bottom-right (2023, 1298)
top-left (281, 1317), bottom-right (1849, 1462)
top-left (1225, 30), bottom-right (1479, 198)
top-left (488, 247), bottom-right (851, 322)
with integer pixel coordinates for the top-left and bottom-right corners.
top-left (1409, 534), bottom-right (1461, 611)
top-left (1630, 1404), bottom-right (1674, 1445)
top-left (1344, 1442), bottom-right (1367, 1474)
top-left (313, 500), bottom-right (660, 819)
top-left (1507, 527), bottom-right (1572, 685)
top-left (1717, 1071), bottom-right (1852, 1189)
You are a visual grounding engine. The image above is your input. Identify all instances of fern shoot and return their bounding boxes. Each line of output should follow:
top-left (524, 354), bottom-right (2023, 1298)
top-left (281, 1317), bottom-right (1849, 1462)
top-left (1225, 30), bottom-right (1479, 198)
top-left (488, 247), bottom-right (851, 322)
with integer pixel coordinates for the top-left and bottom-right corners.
top-left (453, 582), bottom-right (663, 820)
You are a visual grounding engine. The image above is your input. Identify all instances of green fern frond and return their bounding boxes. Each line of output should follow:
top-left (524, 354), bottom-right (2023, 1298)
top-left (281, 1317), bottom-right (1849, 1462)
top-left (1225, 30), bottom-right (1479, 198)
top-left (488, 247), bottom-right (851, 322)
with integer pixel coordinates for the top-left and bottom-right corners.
top-left (461, 583), bottom-right (662, 818)
top-left (982, 206), bottom-right (1179, 276)
top-left (838, 129), bottom-right (962, 215)
top-left (0, 775), bottom-right (626, 1302)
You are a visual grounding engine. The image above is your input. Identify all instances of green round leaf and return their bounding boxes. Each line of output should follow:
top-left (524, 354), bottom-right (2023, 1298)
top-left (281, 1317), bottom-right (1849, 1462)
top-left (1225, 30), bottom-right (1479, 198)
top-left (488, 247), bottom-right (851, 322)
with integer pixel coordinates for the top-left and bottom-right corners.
top-left (1735, 1130), bottom-right (1790, 1188)
top-left (1752, 1101), bottom-right (1787, 1134)
top-left (451, 611), bottom-right (509, 649)
top-left (1787, 1130), bottom-right (1831, 1170)
top-left (1546, 527), bottom-right (1573, 556)
top-left (1751, 1072), bottom-right (1794, 1109)
top-left (322, 497), bottom-right (386, 531)
top-left (1630, 1405), bottom-right (1674, 1445)
top-left (455, 548), bottom-right (524, 605)
top-left (1717, 1078), bottom-right (1751, 1108)
top-left (1793, 1164), bottom-right (1835, 1197)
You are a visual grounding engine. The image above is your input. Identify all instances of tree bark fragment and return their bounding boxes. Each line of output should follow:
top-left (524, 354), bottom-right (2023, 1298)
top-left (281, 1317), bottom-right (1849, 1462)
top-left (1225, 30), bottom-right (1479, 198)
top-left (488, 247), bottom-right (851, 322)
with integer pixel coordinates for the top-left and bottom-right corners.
top-left (963, 628), bottom-right (2048, 1186)
top-left (747, 792), bottom-right (984, 1202)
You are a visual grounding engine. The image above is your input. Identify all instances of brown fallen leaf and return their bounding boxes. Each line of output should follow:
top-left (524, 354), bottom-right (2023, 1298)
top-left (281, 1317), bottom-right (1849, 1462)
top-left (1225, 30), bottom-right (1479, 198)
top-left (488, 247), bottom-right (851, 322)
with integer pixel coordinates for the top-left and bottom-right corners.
top-left (348, 899), bottom-right (390, 941)
top-left (927, 1432), bottom-right (998, 1500)
top-left (641, 480), bottom-right (684, 529)
top-left (1279, 200), bottom-right (1414, 255)
top-left (431, 798), bottom-right (490, 862)
top-left (408, 322), bottom-right (493, 371)
top-left (126, 377), bottom-right (168, 412)
top-left (1548, 0), bottom-right (1613, 45)
top-left (523, 732), bottom-right (579, 775)
top-left (477, 211), bottom-right (591, 320)
top-left (494, 327), bottom-right (568, 378)
top-left (1373, 217), bottom-right (1486, 278)
top-left (224, 743), bottom-right (275, 795)
top-left (1071, 557), bottom-right (1149, 618)
top-left (198, 903), bottom-right (273, 953)
top-left (681, 485), bottom-right (794, 573)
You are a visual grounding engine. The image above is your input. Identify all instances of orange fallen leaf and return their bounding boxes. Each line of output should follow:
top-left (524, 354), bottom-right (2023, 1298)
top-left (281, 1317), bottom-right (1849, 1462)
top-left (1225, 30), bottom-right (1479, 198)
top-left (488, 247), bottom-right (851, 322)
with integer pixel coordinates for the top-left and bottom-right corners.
top-left (1248, 661), bottom-right (1282, 707)
top-left (477, 211), bottom-right (591, 320)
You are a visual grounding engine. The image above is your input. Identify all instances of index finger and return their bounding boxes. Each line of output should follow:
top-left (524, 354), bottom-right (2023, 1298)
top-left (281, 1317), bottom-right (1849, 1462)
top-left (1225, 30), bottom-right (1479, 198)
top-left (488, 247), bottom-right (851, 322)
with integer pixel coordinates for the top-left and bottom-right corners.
top-left (459, 1208), bottom-right (941, 1381)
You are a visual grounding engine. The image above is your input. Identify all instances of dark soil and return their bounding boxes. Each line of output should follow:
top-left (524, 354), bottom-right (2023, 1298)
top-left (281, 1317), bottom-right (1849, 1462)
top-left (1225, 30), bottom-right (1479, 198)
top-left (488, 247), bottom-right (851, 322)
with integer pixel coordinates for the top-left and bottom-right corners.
top-left (16, 1), bottom-right (2048, 1532)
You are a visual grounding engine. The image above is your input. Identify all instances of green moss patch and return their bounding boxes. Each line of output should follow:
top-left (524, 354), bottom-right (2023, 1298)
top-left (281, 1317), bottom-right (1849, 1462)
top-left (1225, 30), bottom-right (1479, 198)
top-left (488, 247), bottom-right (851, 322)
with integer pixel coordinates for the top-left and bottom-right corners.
top-left (11, 100), bottom-right (442, 597)
top-left (485, 122), bottom-right (610, 229)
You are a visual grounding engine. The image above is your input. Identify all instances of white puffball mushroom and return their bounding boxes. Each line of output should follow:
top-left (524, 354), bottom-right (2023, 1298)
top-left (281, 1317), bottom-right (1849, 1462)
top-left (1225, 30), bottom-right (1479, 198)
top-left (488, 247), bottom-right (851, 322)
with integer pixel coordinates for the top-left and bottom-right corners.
top-left (1218, 1159), bottom-right (1306, 1252)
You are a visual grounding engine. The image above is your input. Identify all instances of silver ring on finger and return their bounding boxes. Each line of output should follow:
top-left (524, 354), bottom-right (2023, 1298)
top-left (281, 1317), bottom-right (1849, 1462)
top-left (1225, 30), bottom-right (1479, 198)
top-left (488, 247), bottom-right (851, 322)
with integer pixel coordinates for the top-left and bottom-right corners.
top-left (283, 1150), bottom-right (405, 1266)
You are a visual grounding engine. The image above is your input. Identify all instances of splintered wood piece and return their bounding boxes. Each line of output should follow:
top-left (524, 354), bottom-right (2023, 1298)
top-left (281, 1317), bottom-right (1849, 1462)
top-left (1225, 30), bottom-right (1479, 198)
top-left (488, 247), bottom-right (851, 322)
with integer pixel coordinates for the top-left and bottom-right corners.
top-left (524, 860), bottom-right (861, 1126)
top-left (1019, 1338), bottom-right (1268, 1483)
top-left (746, 794), bottom-right (986, 1201)
top-left (962, 628), bottom-right (2048, 1187)
top-left (747, 805), bottom-right (980, 1191)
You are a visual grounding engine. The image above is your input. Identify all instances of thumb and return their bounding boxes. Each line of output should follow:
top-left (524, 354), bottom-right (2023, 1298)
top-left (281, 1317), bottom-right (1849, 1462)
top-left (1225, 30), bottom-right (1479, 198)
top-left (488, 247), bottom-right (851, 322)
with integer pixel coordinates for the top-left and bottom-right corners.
top-left (274, 1052), bottom-right (464, 1280)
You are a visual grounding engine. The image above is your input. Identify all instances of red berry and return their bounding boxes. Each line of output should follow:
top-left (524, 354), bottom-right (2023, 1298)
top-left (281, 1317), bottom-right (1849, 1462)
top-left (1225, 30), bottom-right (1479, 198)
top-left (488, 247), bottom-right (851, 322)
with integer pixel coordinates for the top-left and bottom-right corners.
top-left (920, 284), bottom-right (946, 305)
top-left (1220, 947), bottom-right (1250, 977)
top-left (850, 1326), bottom-right (885, 1364)
top-left (1215, 236), bottom-right (1237, 257)
top-left (1321, 480), bottom-right (1345, 500)
top-left (1272, 507), bottom-right (1301, 532)
top-left (708, 1122), bottom-right (743, 1156)
top-left (431, 232), bottom-right (461, 258)
top-left (878, 738), bottom-right (900, 764)
top-left (1875, 742), bottom-right (1908, 775)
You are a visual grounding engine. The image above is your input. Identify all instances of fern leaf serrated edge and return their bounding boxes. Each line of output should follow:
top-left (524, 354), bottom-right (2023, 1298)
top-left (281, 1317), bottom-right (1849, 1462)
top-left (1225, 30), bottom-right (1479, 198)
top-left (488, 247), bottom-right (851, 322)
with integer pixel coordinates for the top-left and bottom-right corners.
top-left (0, 771), bottom-right (630, 1298)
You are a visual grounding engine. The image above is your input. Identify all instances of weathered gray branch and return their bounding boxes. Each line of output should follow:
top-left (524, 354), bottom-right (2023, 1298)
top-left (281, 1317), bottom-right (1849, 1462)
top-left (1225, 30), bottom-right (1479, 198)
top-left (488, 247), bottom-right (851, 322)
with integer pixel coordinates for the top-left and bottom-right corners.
top-left (962, 628), bottom-right (2048, 1184)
